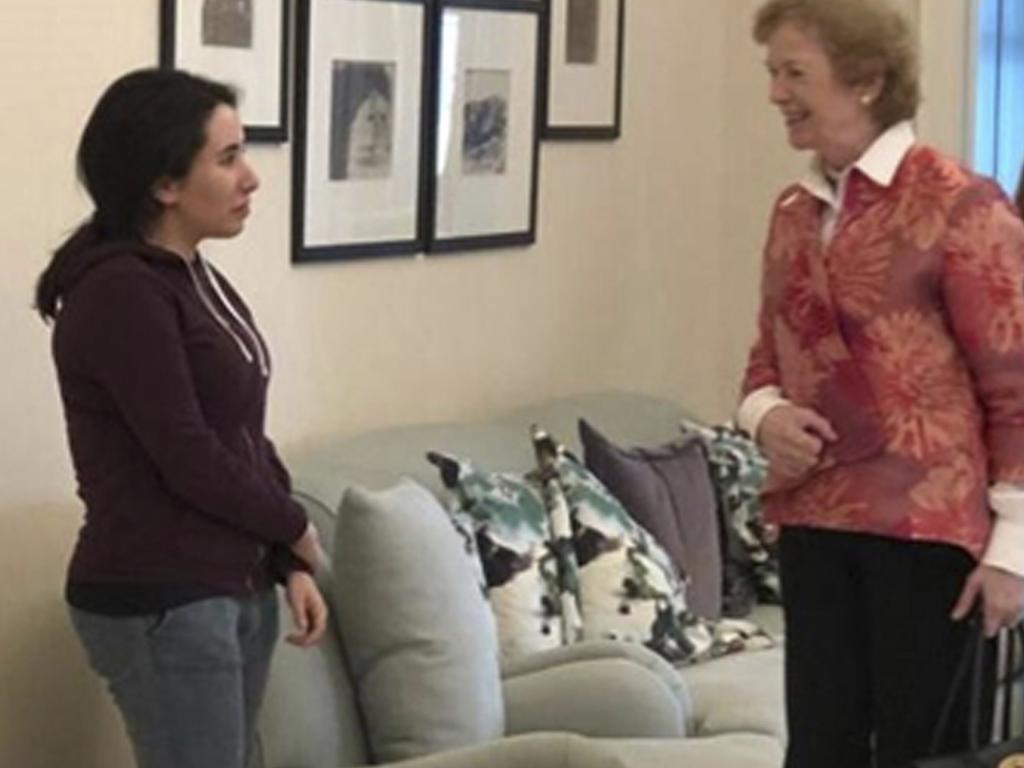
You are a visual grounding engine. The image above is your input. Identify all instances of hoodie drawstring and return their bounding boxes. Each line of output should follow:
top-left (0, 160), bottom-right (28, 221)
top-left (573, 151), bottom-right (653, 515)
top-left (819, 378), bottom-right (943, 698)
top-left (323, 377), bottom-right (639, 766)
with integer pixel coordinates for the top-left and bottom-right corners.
top-left (184, 257), bottom-right (269, 378)
top-left (200, 258), bottom-right (270, 377)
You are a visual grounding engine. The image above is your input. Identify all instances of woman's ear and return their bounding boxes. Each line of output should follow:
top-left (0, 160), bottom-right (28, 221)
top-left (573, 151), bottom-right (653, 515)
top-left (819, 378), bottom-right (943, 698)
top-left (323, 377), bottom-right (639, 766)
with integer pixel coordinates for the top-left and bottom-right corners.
top-left (860, 74), bottom-right (884, 106)
top-left (151, 177), bottom-right (181, 207)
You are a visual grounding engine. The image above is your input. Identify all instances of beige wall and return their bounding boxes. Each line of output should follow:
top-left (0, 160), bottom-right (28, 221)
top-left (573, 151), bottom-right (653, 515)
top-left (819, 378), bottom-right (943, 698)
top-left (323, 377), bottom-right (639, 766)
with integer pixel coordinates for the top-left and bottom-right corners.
top-left (918, 0), bottom-right (972, 161)
top-left (0, 1), bottom-right (970, 766)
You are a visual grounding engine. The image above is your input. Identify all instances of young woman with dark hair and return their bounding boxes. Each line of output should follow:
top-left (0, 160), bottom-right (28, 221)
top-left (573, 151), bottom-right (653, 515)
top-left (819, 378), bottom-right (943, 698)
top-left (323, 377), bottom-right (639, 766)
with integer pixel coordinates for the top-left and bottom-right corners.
top-left (38, 68), bottom-right (327, 768)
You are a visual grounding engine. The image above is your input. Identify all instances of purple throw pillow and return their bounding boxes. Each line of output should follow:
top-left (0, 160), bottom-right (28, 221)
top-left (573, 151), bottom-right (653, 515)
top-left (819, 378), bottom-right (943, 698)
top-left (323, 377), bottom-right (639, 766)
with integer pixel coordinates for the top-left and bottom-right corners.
top-left (579, 418), bottom-right (723, 620)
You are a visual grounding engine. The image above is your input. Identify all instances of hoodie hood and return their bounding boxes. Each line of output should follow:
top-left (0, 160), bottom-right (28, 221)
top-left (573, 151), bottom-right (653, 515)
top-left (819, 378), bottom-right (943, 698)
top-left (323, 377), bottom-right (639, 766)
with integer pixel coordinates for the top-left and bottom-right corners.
top-left (52, 226), bottom-right (186, 303)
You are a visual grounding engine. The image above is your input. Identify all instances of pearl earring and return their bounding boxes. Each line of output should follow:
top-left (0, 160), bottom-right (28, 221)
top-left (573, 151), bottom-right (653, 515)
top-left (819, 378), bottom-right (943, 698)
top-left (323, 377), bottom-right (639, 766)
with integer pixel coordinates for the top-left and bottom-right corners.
top-left (860, 94), bottom-right (873, 105)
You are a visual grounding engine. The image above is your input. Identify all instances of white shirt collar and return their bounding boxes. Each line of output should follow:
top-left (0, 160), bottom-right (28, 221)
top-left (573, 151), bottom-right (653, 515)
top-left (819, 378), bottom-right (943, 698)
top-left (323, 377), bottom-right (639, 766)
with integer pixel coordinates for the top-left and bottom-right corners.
top-left (798, 120), bottom-right (916, 204)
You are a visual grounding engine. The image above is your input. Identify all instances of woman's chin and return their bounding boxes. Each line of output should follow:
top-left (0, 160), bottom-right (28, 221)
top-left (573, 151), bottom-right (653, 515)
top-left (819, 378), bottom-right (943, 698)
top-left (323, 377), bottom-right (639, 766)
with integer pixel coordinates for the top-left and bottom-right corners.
top-left (785, 126), bottom-right (815, 152)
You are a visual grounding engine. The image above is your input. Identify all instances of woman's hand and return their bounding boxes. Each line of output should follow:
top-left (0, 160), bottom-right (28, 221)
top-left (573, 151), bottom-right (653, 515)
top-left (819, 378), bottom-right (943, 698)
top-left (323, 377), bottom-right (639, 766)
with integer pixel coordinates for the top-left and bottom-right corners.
top-left (290, 523), bottom-right (327, 571)
top-left (758, 404), bottom-right (837, 486)
top-left (951, 564), bottom-right (1024, 637)
top-left (284, 571), bottom-right (329, 647)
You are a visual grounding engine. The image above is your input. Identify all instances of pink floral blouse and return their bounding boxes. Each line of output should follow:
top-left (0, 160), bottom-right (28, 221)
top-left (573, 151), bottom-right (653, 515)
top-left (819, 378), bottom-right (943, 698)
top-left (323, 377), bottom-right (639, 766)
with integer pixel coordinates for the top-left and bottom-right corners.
top-left (742, 145), bottom-right (1024, 557)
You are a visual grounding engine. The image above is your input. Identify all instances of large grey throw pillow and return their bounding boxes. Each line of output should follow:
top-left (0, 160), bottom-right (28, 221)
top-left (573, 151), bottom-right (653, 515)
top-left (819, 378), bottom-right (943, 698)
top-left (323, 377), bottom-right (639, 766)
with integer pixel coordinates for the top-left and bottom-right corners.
top-left (331, 480), bottom-right (504, 763)
top-left (579, 418), bottom-right (723, 619)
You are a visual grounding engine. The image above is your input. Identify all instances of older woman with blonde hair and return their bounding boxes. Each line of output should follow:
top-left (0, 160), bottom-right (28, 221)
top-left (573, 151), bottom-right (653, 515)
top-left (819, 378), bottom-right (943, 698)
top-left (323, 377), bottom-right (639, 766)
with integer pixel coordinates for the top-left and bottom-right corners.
top-left (739, 0), bottom-right (1024, 765)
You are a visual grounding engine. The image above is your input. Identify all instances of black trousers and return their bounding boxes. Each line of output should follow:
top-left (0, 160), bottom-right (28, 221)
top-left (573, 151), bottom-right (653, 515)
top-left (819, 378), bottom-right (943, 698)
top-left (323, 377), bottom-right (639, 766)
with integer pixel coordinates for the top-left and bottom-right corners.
top-left (779, 526), bottom-right (995, 768)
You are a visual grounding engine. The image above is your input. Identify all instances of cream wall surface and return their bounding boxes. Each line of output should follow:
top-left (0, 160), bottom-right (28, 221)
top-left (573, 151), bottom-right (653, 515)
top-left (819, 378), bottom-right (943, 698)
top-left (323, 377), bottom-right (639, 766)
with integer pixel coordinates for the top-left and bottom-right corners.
top-left (0, 1), bottom-right (968, 766)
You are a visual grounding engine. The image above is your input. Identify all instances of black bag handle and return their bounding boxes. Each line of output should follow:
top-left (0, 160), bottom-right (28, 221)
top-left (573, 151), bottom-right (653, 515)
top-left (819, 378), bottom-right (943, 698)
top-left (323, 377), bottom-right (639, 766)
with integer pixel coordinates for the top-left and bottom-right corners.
top-left (928, 620), bottom-right (1024, 756)
top-left (1004, 628), bottom-right (1018, 740)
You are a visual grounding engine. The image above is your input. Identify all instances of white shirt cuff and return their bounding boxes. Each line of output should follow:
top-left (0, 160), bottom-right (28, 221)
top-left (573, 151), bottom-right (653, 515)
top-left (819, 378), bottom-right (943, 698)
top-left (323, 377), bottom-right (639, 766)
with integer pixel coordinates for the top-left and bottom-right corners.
top-left (735, 386), bottom-right (789, 440)
top-left (982, 483), bottom-right (1024, 577)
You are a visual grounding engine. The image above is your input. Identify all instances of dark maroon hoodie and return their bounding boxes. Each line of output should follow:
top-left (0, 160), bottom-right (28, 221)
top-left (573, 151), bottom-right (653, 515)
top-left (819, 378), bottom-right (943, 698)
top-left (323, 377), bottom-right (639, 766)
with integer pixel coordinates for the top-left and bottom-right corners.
top-left (51, 238), bottom-right (308, 611)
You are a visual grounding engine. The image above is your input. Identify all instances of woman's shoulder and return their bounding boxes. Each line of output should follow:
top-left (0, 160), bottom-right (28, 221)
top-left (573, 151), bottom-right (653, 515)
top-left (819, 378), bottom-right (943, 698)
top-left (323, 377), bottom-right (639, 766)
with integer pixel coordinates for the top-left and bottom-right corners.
top-left (58, 245), bottom-right (185, 328)
top-left (768, 182), bottom-right (813, 210)
top-left (905, 145), bottom-right (1015, 210)
top-left (72, 244), bottom-right (178, 294)
top-left (900, 144), bottom-right (975, 192)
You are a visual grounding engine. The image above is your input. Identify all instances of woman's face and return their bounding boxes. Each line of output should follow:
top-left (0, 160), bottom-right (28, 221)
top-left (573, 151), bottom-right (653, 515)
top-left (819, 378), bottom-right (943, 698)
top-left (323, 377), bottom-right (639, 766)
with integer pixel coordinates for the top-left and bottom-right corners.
top-left (349, 89), bottom-right (392, 177)
top-left (155, 104), bottom-right (260, 248)
top-left (764, 21), bottom-right (880, 170)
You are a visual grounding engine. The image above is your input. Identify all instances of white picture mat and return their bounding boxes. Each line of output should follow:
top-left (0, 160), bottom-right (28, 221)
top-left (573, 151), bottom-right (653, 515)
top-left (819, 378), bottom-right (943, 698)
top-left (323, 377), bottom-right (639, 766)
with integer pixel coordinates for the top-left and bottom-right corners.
top-left (304, 1), bottom-right (423, 246)
top-left (174, 0), bottom-right (283, 127)
top-left (435, 9), bottom-right (537, 239)
top-left (547, 0), bottom-right (618, 126)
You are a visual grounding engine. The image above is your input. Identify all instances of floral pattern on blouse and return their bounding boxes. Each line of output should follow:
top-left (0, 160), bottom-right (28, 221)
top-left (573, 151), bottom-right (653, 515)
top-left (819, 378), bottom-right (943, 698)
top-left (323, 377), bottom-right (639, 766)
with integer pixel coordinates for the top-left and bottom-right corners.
top-left (742, 145), bottom-right (1024, 556)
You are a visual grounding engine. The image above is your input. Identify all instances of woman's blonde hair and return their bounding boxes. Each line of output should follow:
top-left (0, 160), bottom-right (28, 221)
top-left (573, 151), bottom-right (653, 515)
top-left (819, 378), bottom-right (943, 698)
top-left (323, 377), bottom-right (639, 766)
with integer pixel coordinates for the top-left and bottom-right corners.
top-left (753, 0), bottom-right (920, 129)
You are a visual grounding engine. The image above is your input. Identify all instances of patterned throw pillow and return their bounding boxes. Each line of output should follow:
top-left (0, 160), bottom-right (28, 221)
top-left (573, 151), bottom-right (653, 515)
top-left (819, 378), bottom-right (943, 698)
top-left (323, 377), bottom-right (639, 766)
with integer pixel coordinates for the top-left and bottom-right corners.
top-left (427, 451), bottom-right (581, 662)
top-left (530, 426), bottom-right (767, 665)
top-left (680, 419), bottom-right (782, 614)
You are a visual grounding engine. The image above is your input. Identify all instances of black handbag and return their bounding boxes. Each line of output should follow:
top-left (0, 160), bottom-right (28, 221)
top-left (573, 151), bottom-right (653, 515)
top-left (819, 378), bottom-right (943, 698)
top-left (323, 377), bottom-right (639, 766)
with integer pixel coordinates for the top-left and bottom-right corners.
top-left (912, 622), bottom-right (1024, 768)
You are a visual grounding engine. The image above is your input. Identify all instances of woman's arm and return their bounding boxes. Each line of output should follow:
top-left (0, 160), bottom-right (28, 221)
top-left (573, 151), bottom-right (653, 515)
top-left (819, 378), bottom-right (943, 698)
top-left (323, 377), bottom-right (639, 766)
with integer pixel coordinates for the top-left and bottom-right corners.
top-left (941, 182), bottom-right (1024, 633)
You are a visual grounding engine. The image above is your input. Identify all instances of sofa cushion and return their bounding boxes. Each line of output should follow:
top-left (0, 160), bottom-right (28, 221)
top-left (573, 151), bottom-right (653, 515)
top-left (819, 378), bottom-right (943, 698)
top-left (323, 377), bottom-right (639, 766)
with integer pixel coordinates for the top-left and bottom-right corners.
top-left (531, 429), bottom-right (707, 663)
top-left (330, 480), bottom-right (504, 763)
top-left (503, 658), bottom-right (686, 739)
top-left (677, 645), bottom-right (786, 742)
top-left (338, 731), bottom-right (785, 768)
top-left (429, 452), bottom-right (568, 661)
top-left (578, 418), bottom-right (723, 619)
top-left (681, 421), bottom-right (781, 614)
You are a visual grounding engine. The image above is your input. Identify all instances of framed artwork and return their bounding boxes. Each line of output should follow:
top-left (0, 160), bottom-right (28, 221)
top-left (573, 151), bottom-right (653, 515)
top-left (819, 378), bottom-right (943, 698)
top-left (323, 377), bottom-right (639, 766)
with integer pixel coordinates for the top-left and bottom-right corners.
top-left (292, 0), bottom-right (430, 262)
top-left (159, 0), bottom-right (290, 142)
top-left (542, 0), bottom-right (624, 140)
top-left (429, 0), bottom-right (542, 253)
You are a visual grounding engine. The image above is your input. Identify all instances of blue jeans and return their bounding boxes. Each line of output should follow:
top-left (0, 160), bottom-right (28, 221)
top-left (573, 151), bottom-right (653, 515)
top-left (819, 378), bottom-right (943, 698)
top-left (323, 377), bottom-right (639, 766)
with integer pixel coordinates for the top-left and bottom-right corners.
top-left (70, 591), bottom-right (278, 768)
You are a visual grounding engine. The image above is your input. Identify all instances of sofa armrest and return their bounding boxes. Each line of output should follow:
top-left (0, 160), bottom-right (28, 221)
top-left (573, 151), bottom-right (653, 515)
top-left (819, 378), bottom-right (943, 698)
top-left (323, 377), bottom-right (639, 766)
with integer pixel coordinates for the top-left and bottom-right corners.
top-left (257, 594), bottom-right (370, 768)
top-left (503, 658), bottom-right (686, 738)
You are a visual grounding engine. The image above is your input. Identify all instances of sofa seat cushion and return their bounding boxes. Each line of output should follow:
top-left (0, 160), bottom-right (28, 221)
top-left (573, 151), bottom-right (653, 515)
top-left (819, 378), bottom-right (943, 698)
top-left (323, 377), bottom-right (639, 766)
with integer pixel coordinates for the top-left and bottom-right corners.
top-left (331, 480), bottom-right (504, 763)
top-left (591, 733), bottom-right (784, 768)
top-left (351, 731), bottom-right (784, 768)
top-left (503, 657), bottom-right (686, 739)
top-left (676, 645), bottom-right (786, 742)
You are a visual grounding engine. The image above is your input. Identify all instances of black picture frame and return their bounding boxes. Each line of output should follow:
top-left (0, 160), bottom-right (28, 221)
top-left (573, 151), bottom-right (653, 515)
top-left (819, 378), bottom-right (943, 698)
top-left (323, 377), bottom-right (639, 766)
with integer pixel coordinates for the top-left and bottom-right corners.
top-left (426, 0), bottom-right (543, 254)
top-left (541, 0), bottom-right (624, 140)
top-left (292, 0), bottom-right (432, 263)
top-left (159, 0), bottom-right (291, 143)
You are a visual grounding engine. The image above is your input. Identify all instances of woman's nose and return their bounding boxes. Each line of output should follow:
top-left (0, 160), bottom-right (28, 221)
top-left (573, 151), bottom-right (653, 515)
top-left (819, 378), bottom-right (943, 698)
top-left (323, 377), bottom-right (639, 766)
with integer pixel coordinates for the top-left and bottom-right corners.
top-left (769, 76), bottom-right (788, 105)
top-left (241, 158), bottom-right (260, 193)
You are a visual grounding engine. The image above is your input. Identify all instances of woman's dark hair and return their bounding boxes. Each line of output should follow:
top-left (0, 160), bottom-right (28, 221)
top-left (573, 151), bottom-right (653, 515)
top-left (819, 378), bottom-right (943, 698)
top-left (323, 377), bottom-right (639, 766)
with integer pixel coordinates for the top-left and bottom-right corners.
top-left (35, 68), bottom-right (236, 321)
top-left (1016, 162), bottom-right (1024, 218)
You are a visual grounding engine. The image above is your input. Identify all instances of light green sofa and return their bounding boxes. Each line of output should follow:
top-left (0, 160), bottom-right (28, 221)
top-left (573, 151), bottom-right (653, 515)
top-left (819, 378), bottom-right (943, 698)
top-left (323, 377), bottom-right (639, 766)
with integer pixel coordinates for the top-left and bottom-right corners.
top-left (256, 392), bottom-right (785, 768)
